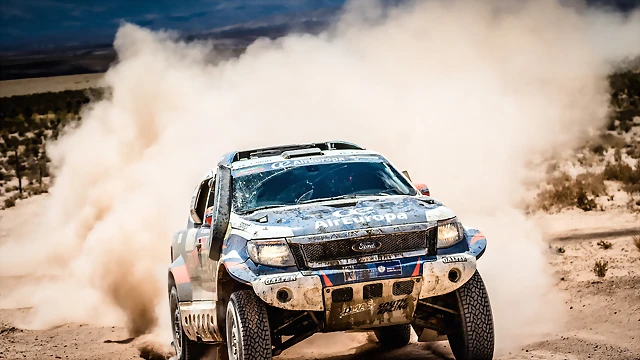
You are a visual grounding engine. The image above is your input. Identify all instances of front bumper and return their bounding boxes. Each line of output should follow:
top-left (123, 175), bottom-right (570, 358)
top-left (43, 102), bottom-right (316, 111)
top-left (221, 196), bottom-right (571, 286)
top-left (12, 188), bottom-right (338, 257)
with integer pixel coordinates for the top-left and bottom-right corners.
top-left (251, 253), bottom-right (477, 324)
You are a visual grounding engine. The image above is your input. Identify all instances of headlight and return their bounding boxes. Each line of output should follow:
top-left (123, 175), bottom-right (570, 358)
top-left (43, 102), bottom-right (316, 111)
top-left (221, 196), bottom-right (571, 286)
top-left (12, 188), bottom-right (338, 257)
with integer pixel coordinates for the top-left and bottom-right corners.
top-left (247, 239), bottom-right (296, 267)
top-left (437, 217), bottom-right (464, 248)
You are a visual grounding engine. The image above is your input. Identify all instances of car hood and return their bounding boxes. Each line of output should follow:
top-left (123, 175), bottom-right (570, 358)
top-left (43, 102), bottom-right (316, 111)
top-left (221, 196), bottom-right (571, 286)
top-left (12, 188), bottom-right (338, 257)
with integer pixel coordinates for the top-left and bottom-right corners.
top-left (231, 196), bottom-right (456, 238)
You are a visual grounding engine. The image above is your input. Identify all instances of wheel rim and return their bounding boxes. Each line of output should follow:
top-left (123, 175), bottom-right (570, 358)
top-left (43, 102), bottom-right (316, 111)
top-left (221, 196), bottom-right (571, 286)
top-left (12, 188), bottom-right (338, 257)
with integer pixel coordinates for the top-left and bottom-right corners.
top-left (227, 303), bottom-right (241, 360)
top-left (172, 299), bottom-right (183, 358)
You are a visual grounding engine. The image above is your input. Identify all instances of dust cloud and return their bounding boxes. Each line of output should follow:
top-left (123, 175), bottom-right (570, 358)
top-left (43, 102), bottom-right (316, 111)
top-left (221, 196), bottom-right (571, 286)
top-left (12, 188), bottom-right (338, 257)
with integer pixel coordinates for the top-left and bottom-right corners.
top-left (1, 0), bottom-right (639, 355)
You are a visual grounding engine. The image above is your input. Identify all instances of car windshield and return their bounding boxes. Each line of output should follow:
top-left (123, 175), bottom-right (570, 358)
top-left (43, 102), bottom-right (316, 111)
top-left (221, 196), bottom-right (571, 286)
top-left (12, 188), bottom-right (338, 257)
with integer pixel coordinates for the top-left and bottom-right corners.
top-left (232, 159), bottom-right (416, 213)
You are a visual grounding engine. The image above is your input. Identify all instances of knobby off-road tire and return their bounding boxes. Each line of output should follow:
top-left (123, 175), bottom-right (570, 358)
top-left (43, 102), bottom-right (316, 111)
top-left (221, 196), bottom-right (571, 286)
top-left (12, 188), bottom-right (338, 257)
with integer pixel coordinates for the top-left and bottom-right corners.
top-left (448, 270), bottom-right (495, 360)
top-left (170, 286), bottom-right (209, 360)
top-left (373, 324), bottom-right (411, 348)
top-left (226, 290), bottom-right (272, 360)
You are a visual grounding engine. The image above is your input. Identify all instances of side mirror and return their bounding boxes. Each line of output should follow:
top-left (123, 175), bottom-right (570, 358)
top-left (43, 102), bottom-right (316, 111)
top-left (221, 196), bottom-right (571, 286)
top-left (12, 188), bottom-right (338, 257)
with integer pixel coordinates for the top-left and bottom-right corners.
top-left (413, 183), bottom-right (430, 196)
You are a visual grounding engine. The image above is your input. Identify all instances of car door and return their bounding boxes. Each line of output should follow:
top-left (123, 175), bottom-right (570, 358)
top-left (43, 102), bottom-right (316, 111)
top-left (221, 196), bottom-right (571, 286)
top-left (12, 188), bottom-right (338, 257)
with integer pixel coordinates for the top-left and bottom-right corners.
top-left (189, 178), bottom-right (220, 301)
top-left (184, 177), bottom-right (215, 300)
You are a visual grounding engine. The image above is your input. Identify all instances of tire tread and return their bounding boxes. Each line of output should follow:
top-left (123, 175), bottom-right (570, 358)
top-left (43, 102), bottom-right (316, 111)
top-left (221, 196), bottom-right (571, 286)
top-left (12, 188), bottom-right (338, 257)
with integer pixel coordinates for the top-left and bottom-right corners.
top-left (450, 270), bottom-right (495, 360)
top-left (229, 290), bottom-right (272, 360)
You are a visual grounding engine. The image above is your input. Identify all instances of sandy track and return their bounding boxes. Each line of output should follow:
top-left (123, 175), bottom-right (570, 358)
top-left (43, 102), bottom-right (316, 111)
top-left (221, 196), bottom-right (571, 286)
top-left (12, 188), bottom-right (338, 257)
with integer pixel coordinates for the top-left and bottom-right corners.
top-left (1, 197), bottom-right (639, 360)
top-left (0, 73), bottom-right (103, 97)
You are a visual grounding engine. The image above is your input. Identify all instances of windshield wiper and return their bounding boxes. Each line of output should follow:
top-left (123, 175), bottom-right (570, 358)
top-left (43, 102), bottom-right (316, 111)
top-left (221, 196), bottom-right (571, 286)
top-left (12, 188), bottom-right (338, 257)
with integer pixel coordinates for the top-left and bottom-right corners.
top-left (238, 204), bottom-right (287, 215)
top-left (298, 194), bottom-right (360, 205)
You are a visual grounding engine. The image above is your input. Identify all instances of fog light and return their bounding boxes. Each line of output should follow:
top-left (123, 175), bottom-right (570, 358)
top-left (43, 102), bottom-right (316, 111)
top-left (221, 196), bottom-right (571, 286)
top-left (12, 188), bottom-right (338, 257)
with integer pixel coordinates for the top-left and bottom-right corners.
top-left (448, 268), bottom-right (461, 283)
top-left (276, 288), bottom-right (292, 303)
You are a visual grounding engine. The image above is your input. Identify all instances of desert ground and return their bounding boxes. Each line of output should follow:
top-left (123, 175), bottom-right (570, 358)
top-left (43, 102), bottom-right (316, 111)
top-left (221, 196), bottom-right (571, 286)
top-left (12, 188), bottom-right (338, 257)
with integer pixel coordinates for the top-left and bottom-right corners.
top-left (0, 74), bottom-right (103, 97)
top-left (0, 195), bottom-right (638, 360)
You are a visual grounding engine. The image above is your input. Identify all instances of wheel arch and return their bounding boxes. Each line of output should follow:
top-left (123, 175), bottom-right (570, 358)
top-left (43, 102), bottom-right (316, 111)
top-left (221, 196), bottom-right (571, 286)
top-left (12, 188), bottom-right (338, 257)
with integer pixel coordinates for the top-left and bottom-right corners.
top-left (168, 256), bottom-right (193, 302)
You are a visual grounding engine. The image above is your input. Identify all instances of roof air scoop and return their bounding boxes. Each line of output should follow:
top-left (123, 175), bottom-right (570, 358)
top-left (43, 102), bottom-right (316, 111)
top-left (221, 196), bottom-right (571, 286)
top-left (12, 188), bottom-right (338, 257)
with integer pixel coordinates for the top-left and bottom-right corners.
top-left (281, 148), bottom-right (323, 159)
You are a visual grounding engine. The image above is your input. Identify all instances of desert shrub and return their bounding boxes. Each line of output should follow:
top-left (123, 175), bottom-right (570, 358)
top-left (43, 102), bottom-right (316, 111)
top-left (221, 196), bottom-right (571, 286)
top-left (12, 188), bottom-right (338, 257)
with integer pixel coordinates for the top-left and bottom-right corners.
top-left (614, 148), bottom-right (623, 162)
top-left (556, 246), bottom-right (565, 254)
top-left (576, 190), bottom-right (597, 211)
top-left (603, 162), bottom-right (634, 181)
top-left (603, 162), bottom-right (640, 193)
top-left (593, 260), bottom-right (609, 278)
top-left (633, 235), bottom-right (640, 251)
top-left (24, 183), bottom-right (48, 196)
top-left (591, 143), bottom-right (606, 155)
top-left (600, 133), bottom-right (627, 149)
top-left (3, 197), bottom-right (16, 209)
top-left (627, 144), bottom-right (640, 159)
top-left (2, 193), bottom-right (22, 209)
top-left (537, 171), bottom-right (605, 212)
top-left (597, 240), bottom-right (613, 250)
top-left (618, 119), bottom-right (633, 133)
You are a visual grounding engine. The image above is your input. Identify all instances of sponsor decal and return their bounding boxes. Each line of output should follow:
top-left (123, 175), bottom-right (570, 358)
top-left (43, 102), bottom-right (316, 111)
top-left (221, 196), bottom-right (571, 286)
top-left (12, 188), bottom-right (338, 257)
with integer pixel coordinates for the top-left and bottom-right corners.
top-left (264, 274), bottom-right (297, 285)
top-left (315, 207), bottom-right (409, 229)
top-left (442, 255), bottom-right (467, 264)
top-left (234, 221), bottom-right (251, 231)
top-left (377, 298), bottom-right (409, 315)
top-left (375, 260), bottom-right (402, 276)
top-left (340, 300), bottom-right (374, 318)
top-left (234, 165), bottom-right (266, 176)
top-left (344, 267), bottom-right (376, 282)
top-left (352, 240), bottom-right (382, 253)
top-left (271, 157), bottom-right (347, 169)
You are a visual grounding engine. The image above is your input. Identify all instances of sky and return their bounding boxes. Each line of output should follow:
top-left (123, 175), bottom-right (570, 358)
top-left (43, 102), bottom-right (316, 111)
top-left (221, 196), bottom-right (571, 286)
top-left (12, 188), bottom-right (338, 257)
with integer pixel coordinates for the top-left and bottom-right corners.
top-left (0, 0), bottom-right (346, 51)
top-left (1, 0), bottom-right (638, 52)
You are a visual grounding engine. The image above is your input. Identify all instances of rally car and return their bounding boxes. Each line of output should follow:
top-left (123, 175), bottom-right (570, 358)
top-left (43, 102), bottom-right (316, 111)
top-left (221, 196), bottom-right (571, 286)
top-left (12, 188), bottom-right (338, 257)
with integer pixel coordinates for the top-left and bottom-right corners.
top-left (168, 141), bottom-right (494, 360)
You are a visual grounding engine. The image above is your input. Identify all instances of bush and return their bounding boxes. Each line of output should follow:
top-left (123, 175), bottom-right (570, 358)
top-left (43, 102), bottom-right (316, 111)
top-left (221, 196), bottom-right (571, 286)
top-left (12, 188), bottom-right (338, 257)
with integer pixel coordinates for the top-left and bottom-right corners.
top-left (626, 144), bottom-right (640, 159)
top-left (604, 162), bottom-right (640, 193)
top-left (591, 143), bottom-right (606, 155)
top-left (2, 193), bottom-right (22, 209)
top-left (603, 162), bottom-right (634, 181)
top-left (556, 246), bottom-right (565, 254)
top-left (3, 197), bottom-right (16, 209)
top-left (633, 235), bottom-right (640, 251)
top-left (593, 260), bottom-right (609, 278)
top-left (597, 240), bottom-right (613, 250)
top-left (537, 171), bottom-right (606, 212)
top-left (600, 133), bottom-right (627, 149)
top-left (24, 183), bottom-right (48, 196)
top-left (576, 189), bottom-right (597, 211)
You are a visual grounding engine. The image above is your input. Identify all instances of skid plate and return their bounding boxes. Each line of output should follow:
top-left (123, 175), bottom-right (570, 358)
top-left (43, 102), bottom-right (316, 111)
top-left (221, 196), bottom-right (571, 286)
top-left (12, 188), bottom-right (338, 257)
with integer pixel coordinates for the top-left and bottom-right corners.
top-left (324, 277), bottom-right (422, 331)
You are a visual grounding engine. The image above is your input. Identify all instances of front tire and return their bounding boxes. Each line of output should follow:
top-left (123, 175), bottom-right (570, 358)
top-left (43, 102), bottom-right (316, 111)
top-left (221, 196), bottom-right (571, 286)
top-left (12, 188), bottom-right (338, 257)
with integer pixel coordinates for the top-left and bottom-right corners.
top-left (373, 324), bottom-right (411, 348)
top-left (448, 270), bottom-right (495, 360)
top-left (225, 290), bottom-right (272, 360)
top-left (170, 286), bottom-right (208, 360)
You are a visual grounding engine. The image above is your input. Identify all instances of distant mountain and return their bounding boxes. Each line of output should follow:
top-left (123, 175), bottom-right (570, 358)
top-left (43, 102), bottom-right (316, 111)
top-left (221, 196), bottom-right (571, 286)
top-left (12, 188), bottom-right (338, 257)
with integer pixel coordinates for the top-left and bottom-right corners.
top-left (1, 0), bottom-right (638, 80)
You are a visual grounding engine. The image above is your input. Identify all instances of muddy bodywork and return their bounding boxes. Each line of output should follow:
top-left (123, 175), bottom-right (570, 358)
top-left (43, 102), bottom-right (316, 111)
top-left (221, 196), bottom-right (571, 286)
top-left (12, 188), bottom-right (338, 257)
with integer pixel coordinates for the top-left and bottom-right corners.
top-left (168, 142), bottom-right (488, 347)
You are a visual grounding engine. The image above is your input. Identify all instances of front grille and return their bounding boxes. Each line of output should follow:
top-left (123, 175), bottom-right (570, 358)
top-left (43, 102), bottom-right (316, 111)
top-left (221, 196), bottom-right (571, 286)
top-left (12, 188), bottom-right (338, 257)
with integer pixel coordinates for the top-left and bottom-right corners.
top-left (392, 280), bottom-right (415, 296)
top-left (363, 283), bottom-right (383, 299)
top-left (291, 228), bottom-right (436, 268)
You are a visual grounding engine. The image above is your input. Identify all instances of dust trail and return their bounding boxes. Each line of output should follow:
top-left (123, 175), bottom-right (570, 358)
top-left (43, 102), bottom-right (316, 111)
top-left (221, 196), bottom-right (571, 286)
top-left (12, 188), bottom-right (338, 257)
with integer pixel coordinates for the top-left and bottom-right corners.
top-left (0, 0), bottom-right (639, 355)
